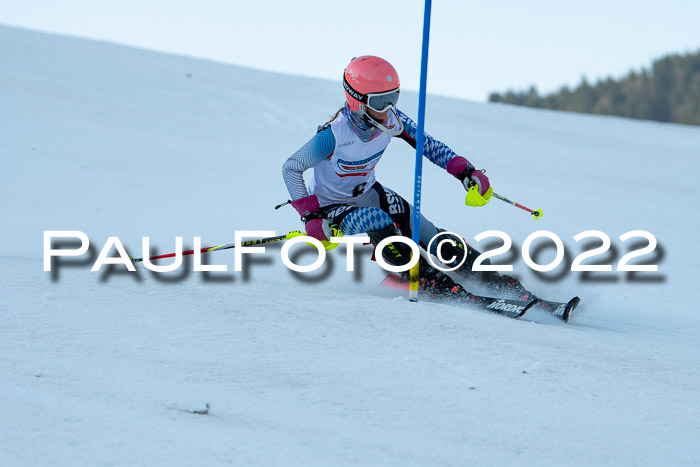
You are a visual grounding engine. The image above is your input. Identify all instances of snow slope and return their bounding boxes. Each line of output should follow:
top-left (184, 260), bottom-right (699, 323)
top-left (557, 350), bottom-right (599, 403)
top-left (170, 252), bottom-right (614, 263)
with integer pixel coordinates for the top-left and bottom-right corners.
top-left (2, 25), bottom-right (700, 465)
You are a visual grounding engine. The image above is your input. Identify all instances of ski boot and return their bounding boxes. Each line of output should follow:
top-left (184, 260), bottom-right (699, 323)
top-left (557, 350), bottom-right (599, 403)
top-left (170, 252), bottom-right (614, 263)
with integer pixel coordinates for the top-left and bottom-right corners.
top-left (368, 226), bottom-right (475, 302)
top-left (432, 230), bottom-right (537, 301)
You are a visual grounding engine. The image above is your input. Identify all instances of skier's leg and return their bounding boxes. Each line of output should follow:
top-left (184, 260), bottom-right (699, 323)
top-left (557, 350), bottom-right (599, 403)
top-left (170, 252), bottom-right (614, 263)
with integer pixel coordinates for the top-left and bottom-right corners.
top-left (324, 182), bottom-right (528, 300)
top-left (332, 181), bottom-right (439, 246)
top-left (429, 229), bottom-right (536, 300)
top-left (370, 183), bottom-right (537, 300)
top-left (364, 223), bottom-right (473, 301)
top-left (345, 183), bottom-right (474, 298)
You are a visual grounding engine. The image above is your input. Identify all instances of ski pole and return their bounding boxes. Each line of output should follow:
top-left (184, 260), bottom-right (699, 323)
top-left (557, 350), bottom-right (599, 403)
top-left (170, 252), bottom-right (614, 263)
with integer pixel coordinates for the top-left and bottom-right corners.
top-left (131, 233), bottom-right (292, 263)
top-left (274, 200), bottom-right (292, 210)
top-left (492, 192), bottom-right (543, 220)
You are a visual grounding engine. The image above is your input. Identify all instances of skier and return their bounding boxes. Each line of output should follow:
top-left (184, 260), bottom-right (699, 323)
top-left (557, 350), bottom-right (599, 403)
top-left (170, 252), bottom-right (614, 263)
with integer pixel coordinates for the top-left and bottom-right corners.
top-left (282, 55), bottom-right (533, 302)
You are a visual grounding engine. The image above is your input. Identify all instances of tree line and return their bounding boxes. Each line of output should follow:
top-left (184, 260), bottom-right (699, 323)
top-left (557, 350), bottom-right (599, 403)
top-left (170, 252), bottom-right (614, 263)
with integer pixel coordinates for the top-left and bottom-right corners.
top-left (488, 50), bottom-right (700, 126)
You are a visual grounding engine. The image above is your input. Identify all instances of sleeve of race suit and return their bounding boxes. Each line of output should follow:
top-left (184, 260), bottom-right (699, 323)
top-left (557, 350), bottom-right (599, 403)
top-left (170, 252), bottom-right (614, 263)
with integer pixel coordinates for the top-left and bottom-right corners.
top-left (395, 109), bottom-right (476, 172)
top-left (282, 126), bottom-right (336, 200)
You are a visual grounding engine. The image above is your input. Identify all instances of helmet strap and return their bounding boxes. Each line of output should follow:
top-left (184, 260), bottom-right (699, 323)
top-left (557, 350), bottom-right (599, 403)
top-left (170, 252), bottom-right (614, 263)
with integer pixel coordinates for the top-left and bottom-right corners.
top-left (361, 107), bottom-right (404, 137)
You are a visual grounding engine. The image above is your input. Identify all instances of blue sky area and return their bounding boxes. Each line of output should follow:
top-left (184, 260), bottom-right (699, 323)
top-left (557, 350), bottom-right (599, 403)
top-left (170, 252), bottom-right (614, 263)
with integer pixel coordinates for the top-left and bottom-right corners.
top-left (3, 0), bottom-right (699, 101)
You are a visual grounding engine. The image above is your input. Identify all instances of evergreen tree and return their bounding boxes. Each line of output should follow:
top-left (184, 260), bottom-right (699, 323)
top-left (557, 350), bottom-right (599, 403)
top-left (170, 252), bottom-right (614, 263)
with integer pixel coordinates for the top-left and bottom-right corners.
top-left (488, 50), bottom-right (700, 126)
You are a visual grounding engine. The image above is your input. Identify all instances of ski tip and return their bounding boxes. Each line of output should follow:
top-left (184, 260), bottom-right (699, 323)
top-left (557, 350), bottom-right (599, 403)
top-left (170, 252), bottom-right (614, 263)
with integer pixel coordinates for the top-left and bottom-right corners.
top-left (563, 296), bottom-right (582, 323)
top-left (381, 274), bottom-right (410, 291)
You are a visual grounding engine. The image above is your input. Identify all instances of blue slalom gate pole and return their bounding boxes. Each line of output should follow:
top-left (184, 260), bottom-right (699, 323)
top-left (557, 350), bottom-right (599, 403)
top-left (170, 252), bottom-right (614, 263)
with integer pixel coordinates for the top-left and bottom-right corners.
top-left (409, 0), bottom-right (433, 302)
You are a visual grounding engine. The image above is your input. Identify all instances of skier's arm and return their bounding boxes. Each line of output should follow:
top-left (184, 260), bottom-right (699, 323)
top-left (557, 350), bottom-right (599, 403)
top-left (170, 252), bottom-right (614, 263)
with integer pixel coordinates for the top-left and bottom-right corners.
top-left (282, 127), bottom-right (336, 241)
top-left (395, 109), bottom-right (491, 201)
top-left (282, 126), bottom-right (336, 200)
top-left (395, 109), bottom-right (470, 170)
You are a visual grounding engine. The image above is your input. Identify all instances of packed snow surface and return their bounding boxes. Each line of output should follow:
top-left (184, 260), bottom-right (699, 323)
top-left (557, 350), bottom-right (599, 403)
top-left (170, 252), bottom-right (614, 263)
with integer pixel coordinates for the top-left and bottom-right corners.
top-left (2, 25), bottom-right (700, 465)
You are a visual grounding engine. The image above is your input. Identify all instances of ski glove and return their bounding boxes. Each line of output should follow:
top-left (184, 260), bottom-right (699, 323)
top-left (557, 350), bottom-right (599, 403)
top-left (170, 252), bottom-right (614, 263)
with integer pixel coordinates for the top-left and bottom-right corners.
top-left (446, 156), bottom-right (493, 206)
top-left (291, 194), bottom-right (332, 241)
top-left (468, 171), bottom-right (491, 196)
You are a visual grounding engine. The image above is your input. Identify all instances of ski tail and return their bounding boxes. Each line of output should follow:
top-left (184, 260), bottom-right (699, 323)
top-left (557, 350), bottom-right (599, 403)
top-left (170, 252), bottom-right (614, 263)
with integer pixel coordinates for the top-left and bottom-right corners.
top-left (381, 274), bottom-right (411, 291)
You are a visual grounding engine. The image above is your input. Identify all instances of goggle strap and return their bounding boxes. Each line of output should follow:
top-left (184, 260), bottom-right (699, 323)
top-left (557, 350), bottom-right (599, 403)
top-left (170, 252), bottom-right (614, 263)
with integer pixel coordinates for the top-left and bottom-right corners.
top-left (343, 76), bottom-right (367, 105)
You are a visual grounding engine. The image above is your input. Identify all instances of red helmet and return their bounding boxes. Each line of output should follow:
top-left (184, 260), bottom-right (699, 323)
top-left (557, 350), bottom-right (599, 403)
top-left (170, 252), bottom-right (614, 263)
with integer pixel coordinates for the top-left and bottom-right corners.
top-left (343, 56), bottom-right (400, 113)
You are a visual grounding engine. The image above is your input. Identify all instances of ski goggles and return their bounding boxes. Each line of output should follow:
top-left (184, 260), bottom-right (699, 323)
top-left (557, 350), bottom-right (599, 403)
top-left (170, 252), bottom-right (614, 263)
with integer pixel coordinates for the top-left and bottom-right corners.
top-left (366, 88), bottom-right (400, 112)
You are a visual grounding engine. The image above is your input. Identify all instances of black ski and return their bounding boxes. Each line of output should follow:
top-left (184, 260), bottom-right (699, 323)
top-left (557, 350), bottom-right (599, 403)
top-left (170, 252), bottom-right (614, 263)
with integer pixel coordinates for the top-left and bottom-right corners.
top-left (381, 274), bottom-right (538, 319)
top-left (535, 296), bottom-right (581, 322)
top-left (463, 295), bottom-right (540, 319)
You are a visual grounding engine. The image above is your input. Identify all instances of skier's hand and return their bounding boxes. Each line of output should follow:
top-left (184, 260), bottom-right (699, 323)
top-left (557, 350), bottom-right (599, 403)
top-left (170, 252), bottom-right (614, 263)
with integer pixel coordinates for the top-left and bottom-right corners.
top-left (467, 170), bottom-right (490, 196)
top-left (291, 194), bottom-right (331, 241)
top-left (464, 170), bottom-right (493, 206)
top-left (304, 218), bottom-right (332, 242)
top-left (446, 156), bottom-right (493, 207)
